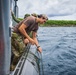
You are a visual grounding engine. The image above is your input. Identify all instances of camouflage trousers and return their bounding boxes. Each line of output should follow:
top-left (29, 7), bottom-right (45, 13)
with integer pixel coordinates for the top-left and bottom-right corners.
top-left (10, 32), bottom-right (25, 71)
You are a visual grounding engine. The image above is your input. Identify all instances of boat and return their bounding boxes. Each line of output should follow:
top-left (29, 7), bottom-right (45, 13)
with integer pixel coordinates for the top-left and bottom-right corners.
top-left (0, 0), bottom-right (44, 75)
top-left (11, 44), bottom-right (43, 75)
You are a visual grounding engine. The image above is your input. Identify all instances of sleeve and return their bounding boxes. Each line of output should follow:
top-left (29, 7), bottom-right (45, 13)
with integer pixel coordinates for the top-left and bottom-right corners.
top-left (32, 24), bottom-right (39, 32)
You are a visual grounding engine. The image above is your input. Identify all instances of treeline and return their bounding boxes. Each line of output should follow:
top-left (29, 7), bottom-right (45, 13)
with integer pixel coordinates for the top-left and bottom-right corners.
top-left (43, 20), bottom-right (76, 27)
top-left (18, 17), bottom-right (76, 27)
top-left (18, 18), bottom-right (76, 27)
top-left (11, 12), bottom-right (76, 27)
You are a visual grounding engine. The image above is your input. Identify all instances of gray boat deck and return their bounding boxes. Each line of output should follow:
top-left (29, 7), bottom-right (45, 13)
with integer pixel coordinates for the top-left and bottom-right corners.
top-left (11, 44), bottom-right (41, 75)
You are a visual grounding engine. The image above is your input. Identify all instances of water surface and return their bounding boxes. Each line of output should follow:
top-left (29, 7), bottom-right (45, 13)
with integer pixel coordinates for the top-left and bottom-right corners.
top-left (38, 27), bottom-right (76, 75)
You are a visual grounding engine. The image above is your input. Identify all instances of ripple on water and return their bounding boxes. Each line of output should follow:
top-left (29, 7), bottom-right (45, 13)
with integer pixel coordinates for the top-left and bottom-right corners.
top-left (38, 27), bottom-right (76, 75)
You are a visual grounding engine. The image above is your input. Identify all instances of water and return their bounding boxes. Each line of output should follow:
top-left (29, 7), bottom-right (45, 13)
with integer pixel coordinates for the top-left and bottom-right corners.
top-left (38, 27), bottom-right (76, 75)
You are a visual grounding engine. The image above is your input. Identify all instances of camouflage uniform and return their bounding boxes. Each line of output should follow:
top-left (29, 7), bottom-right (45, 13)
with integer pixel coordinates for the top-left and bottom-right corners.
top-left (10, 16), bottom-right (39, 70)
top-left (10, 32), bottom-right (25, 71)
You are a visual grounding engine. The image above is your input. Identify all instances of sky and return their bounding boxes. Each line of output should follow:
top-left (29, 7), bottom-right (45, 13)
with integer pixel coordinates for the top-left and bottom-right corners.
top-left (17, 0), bottom-right (76, 20)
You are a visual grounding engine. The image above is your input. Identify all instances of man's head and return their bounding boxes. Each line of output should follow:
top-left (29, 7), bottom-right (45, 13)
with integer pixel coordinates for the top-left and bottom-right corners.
top-left (38, 14), bottom-right (48, 20)
top-left (37, 14), bottom-right (48, 24)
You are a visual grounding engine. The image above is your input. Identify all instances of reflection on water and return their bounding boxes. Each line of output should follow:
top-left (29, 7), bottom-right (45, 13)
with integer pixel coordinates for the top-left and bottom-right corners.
top-left (38, 27), bottom-right (76, 75)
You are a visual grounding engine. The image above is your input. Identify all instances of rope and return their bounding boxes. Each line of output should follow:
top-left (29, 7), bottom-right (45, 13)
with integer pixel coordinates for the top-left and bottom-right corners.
top-left (25, 44), bottom-right (44, 75)
top-left (36, 49), bottom-right (44, 75)
top-left (41, 53), bottom-right (44, 75)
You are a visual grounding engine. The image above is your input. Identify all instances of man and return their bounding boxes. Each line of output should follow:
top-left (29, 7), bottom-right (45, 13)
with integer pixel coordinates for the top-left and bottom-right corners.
top-left (11, 14), bottom-right (48, 70)
top-left (13, 14), bottom-right (48, 53)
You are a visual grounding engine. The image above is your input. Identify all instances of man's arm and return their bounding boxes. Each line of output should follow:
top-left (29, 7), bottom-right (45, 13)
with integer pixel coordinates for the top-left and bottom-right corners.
top-left (32, 31), bottom-right (42, 53)
top-left (18, 23), bottom-right (35, 45)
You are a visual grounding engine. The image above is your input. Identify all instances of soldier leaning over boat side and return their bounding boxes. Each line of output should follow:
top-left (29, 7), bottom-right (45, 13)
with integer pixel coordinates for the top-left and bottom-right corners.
top-left (11, 12), bottom-right (48, 70)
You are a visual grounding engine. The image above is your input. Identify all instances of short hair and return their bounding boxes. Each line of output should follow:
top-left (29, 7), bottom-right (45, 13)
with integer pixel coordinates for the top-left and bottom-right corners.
top-left (38, 14), bottom-right (48, 20)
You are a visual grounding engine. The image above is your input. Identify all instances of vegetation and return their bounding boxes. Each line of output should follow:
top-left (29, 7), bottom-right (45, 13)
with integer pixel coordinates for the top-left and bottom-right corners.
top-left (11, 11), bottom-right (76, 27)
top-left (18, 18), bottom-right (23, 21)
top-left (42, 20), bottom-right (76, 27)
top-left (18, 18), bottom-right (76, 27)
top-left (13, 16), bottom-right (76, 27)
